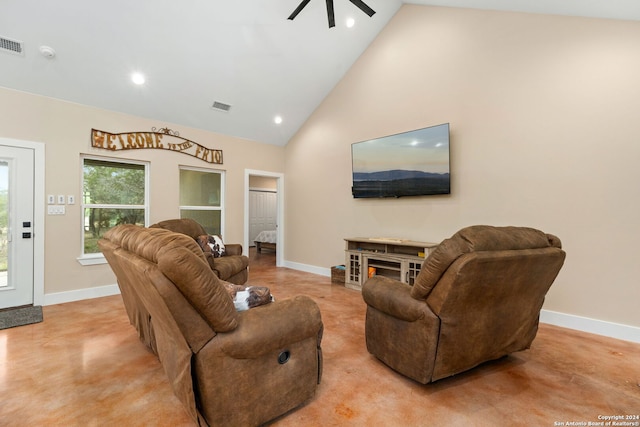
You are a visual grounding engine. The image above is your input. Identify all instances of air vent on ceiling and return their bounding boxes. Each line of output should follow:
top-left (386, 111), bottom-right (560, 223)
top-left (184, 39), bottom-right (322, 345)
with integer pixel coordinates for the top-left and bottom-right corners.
top-left (211, 101), bottom-right (232, 113)
top-left (0, 36), bottom-right (24, 56)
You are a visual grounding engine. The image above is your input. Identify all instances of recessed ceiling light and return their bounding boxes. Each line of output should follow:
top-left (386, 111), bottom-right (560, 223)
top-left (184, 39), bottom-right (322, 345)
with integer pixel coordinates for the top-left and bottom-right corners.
top-left (346, 17), bottom-right (355, 28)
top-left (274, 116), bottom-right (283, 125)
top-left (131, 72), bottom-right (145, 85)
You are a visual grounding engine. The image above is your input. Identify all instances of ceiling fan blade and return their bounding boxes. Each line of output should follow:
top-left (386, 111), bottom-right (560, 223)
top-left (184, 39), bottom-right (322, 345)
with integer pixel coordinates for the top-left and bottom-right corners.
top-left (348, 0), bottom-right (376, 17)
top-left (288, 0), bottom-right (313, 20)
top-left (326, 0), bottom-right (335, 28)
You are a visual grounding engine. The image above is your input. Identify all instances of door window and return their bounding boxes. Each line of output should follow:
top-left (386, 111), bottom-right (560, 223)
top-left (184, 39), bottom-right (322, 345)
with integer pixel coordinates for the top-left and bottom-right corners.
top-left (0, 161), bottom-right (7, 288)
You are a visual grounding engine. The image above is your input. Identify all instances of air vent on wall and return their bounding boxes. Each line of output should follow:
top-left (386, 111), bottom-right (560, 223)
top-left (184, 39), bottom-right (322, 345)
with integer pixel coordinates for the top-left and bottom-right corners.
top-left (0, 36), bottom-right (24, 56)
top-left (211, 101), bottom-right (232, 113)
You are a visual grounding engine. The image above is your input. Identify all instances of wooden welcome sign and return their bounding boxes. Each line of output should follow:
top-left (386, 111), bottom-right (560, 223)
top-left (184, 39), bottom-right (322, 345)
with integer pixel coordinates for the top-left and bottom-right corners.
top-left (91, 128), bottom-right (223, 164)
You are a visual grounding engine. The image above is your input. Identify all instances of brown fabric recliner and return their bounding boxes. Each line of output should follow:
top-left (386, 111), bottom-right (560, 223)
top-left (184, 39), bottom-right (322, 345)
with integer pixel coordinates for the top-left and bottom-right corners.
top-left (99, 224), bottom-right (323, 427)
top-left (150, 218), bottom-right (249, 285)
top-left (362, 225), bottom-right (566, 384)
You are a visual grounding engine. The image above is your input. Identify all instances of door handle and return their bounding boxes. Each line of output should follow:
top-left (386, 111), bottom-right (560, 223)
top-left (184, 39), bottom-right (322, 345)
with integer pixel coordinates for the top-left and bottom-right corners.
top-left (22, 232), bottom-right (32, 238)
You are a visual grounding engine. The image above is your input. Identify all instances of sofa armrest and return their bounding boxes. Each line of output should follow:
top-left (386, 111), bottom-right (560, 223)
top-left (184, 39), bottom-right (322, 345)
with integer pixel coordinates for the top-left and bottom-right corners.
top-left (224, 243), bottom-right (243, 256)
top-left (362, 276), bottom-right (432, 322)
top-left (213, 295), bottom-right (322, 359)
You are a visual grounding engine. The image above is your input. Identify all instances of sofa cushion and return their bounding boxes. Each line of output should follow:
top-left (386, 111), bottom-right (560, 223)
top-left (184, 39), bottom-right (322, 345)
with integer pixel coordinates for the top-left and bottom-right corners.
top-left (219, 281), bottom-right (273, 311)
top-left (158, 247), bottom-right (238, 332)
top-left (233, 286), bottom-right (273, 311)
top-left (210, 235), bottom-right (226, 257)
top-left (196, 234), bottom-right (226, 258)
top-left (410, 225), bottom-right (557, 300)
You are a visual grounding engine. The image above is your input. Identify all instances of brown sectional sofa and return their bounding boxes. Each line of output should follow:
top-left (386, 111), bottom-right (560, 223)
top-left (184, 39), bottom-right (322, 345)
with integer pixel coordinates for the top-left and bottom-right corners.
top-left (99, 224), bottom-right (323, 426)
top-left (150, 218), bottom-right (249, 285)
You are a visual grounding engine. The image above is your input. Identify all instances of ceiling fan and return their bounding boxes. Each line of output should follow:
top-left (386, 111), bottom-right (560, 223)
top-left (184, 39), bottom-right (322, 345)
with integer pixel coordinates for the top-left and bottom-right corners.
top-left (288, 0), bottom-right (376, 28)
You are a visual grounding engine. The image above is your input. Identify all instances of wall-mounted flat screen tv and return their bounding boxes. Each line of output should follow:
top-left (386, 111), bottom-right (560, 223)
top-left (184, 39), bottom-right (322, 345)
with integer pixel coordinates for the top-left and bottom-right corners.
top-left (351, 123), bottom-right (450, 198)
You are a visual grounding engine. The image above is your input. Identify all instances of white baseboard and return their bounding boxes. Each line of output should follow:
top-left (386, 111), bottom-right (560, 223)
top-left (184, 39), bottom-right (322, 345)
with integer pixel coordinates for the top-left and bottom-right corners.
top-left (44, 284), bottom-right (120, 306)
top-left (540, 309), bottom-right (640, 344)
top-left (283, 260), bottom-right (331, 277)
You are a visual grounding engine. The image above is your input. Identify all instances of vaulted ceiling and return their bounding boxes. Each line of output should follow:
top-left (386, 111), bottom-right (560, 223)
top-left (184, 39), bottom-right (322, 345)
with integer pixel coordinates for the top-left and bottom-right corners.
top-left (1, 0), bottom-right (638, 146)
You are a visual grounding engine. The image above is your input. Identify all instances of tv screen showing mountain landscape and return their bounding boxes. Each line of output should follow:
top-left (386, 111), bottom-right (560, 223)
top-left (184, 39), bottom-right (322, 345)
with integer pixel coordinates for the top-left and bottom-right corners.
top-left (351, 123), bottom-right (450, 198)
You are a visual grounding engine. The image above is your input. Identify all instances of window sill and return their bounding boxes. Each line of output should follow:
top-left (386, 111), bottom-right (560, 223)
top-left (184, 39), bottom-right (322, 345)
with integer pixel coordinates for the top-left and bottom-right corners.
top-left (77, 254), bottom-right (107, 266)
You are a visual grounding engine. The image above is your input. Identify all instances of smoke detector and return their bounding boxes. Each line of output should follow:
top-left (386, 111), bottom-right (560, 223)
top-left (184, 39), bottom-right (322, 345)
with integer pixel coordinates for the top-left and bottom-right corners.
top-left (39, 45), bottom-right (56, 59)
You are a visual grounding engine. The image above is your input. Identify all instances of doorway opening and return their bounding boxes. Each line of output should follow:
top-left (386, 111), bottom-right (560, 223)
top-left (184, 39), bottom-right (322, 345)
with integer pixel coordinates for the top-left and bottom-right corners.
top-left (244, 170), bottom-right (284, 267)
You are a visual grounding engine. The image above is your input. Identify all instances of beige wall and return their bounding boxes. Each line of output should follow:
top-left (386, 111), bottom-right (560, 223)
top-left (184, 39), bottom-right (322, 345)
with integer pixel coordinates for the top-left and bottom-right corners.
top-left (0, 87), bottom-right (284, 295)
top-left (285, 6), bottom-right (640, 328)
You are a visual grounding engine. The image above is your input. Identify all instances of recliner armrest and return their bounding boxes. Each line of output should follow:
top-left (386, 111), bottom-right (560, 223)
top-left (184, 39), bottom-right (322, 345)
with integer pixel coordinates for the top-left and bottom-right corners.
top-left (213, 295), bottom-right (322, 359)
top-left (224, 243), bottom-right (243, 256)
top-left (362, 276), bottom-right (431, 322)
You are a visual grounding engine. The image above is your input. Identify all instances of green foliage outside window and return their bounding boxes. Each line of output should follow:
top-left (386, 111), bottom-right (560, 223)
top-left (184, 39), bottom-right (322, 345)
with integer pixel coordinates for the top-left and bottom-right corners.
top-left (83, 159), bottom-right (146, 254)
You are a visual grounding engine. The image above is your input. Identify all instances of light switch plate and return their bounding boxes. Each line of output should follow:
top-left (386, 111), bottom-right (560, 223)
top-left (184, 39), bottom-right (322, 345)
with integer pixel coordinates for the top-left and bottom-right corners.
top-left (57, 195), bottom-right (65, 204)
top-left (67, 195), bottom-right (75, 205)
top-left (47, 195), bottom-right (55, 204)
top-left (47, 205), bottom-right (66, 215)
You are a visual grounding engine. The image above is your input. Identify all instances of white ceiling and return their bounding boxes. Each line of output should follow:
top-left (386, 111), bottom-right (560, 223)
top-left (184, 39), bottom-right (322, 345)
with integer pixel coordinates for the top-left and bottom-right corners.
top-left (1, 0), bottom-right (639, 146)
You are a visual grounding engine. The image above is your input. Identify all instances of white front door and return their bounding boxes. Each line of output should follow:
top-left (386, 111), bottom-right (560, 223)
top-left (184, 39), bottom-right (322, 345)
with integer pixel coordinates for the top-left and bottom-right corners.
top-left (0, 145), bottom-right (35, 309)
